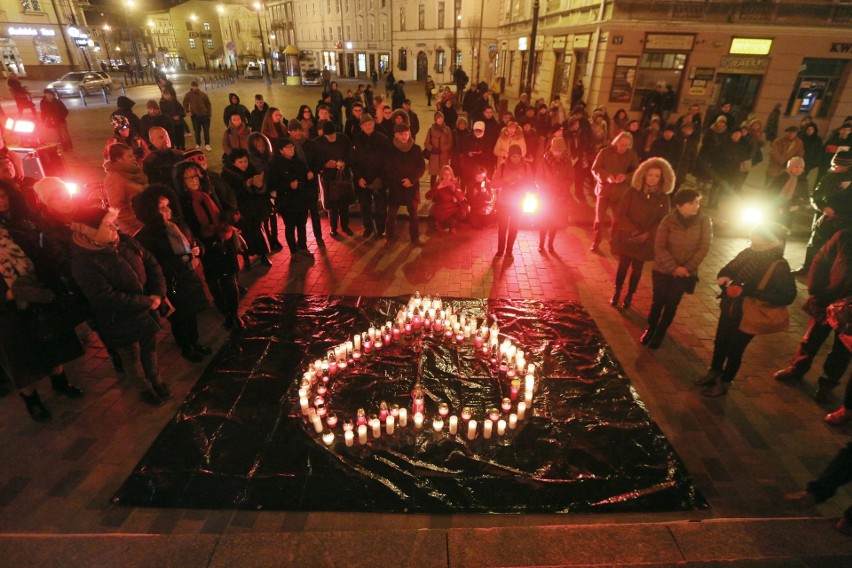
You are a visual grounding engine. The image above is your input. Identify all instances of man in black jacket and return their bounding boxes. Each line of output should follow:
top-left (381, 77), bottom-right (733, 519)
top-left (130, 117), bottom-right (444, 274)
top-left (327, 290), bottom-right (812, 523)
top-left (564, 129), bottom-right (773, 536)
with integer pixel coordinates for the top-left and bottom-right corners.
top-left (383, 123), bottom-right (425, 246)
top-left (352, 113), bottom-right (391, 238)
top-left (799, 150), bottom-right (852, 273)
top-left (249, 94), bottom-right (269, 132)
top-left (223, 93), bottom-right (250, 127)
top-left (286, 119), bottom-right (324, 247)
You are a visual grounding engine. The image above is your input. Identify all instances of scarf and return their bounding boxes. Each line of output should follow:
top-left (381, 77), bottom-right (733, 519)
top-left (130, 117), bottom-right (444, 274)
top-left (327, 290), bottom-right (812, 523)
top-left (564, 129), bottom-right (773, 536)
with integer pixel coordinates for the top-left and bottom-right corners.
top-left (103, 159), bottom-right (148, 186)
top-left (0, 223), bottom-right (35, 294)
top-left (393, 136), bottom-right (415, 152)
top-left (675, 210), bottom-right (699, 229)
top-left (188, 189), bottom-right (222, 239)
top-left (165, 221), bottom-right (192, 255)
top-left (71, 228), bottom-right (117, 251)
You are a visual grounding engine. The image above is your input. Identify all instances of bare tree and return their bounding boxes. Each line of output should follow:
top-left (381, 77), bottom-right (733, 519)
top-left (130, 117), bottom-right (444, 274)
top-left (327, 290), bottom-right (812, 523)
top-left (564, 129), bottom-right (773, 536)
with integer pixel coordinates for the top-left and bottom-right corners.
top-left (464, 17), bottom-right (483, 83)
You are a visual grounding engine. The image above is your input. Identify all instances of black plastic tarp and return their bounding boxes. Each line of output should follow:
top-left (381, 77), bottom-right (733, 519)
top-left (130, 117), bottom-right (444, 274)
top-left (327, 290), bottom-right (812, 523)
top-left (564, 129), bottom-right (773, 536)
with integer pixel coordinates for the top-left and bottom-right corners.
top-left (113, 295), bottom-right (707, 513)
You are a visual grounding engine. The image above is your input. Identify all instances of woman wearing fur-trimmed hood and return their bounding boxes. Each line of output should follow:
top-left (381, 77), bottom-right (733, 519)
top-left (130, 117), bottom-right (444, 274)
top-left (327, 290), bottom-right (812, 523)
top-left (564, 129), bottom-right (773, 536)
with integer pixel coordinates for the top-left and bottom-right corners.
top-left (609, 156), bottom-right (674, 310)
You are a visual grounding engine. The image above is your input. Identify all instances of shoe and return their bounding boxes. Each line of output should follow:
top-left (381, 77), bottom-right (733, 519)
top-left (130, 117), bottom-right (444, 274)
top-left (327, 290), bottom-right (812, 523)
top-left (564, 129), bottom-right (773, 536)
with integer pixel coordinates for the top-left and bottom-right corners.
top-left (181, 346), bottom-right (204, 362)
top-left (825, 407), bottom-right (852, 425)
top-left (792, 267), bottom-right (810, 275)
top-left (20, 390), bottom-right (51, 421)
top-left (152, 382), bottom-right (173, 401)
top-left (50, 372), bottom-right (84, 398)
top-left (192, 343), bottom-right (212, 356)
top-left (298, 249), bottom-right (314, 257)
top-left (494, 249), bottom-right (505, 258)
top-left (814, 386), bottom-right (833, 404)
top-left (342, 227), bottom-right (354, 236)
top-left (590, 243), bottom-right (600, 253)
top-left (259, 255), bottom-right (273, 267)
top-left (140, 388), bottom-right (165, 406)
top-left (694, 369), bottom-right (720, 386)
top-left (412, 237), bottom-right (425, 246)
top-left (784, 491), bottom-right (818, 507)
top-left (701, 378), bottom-right (730, 397)
top-left (548, 243), bottom-right (556, 253)
top-left (316, 238), bottom-right (326, 248)
top-left (270, 241), bottom-right (284, 251)
top-left (648, 333), bottom-right (664, 350)
top-left (773, 367), bottom-right (804, 383)
top-left (505, 252), bottom-right (514, 260)
top-left (640, 328), bottom-right (655, 345)
top-left (195, 144), bottom-right (201, 149)
top-left (610, 287), bottom-right (621, 307)
top-left (362, 230), bottom-right (373, 239)
top-left (330, 230), bottom-right (339, 237)
top-left (204, 144), bottom-right (212, 152)
top-left (835, 518), bottom-right (852, 537)
top-left (621, 291), bottom-right (634, 310)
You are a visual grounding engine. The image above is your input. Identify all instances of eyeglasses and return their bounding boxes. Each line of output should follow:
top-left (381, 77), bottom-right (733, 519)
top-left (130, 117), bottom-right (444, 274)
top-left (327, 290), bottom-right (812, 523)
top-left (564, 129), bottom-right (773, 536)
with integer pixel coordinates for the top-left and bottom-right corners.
top-left (184, 174), bottom-right (200, 181)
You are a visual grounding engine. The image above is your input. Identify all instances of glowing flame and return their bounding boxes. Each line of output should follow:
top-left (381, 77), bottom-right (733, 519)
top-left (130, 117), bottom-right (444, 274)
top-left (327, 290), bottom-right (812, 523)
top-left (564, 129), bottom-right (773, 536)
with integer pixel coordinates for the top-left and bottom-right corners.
top-left (64, 181), bottom-right (78, 196)
top-left (741, 206), bottom-right (764, 226)
top-left (522, 192), bottom-right (539, 215)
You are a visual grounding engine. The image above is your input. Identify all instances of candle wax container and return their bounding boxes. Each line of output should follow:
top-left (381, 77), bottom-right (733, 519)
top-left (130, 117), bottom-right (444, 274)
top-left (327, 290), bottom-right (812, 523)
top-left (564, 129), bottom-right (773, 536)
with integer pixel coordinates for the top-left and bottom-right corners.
top-left (356, 408), bottom-right (367, 426)
top-left (510, 379), bottom-right (521, 401)
top-left (488, 407), bottom-right (500, 422)
top-left (399, 408), bottom-right (408, 427)
top-left (508, 413), bottom-right (518, 429)
top-left (352, 350), bottom-right (362, 361)
top-left (343, 419), bottom-right (354, 432)
top-left (358, 424), bottom-right (368, 445)
top-left (316, 403), bottom-right (327, 417)
top-left (434, 320), bottom-right (444, 333)
top-left (525, 374), bottom-right (535, 392)
top-left (501, 398), bottom-right (512, 412)
top-left (371, 419), bottom-right (381, 438)
top-left (392, 327), bottom-right (401, 341)
top-left (413, 412), bottom-right (424, 430)
top-left (517, 402), bottom-right (526, 420)
top-left (329, 361), bottom-right (338, 376)
top-left (467, 420), bottom-right (477, 440)
top-left (378, 402), bottom-right (389, 421)
top-left (432, 417), bottom-right (444, 432)
top-left (322, 429), bottom-right (335, 446)
top-left (344, 430), bottom-right (354, 447)
top-left (390, 404), bottom-right (400, 418)
top-left (497, 419), bottom-right (507, 435)
top-left (299, 397), bottom-right (310, 414)
top-left (317, 384), bottom-right (327, 396)
top-left (461, 407), bottom-right (472, 421)
top-left (483, 420), bottom-right (493, 439)
top-left (386, 415), bottom-right (395, 435)
top-left (326, 412), bottom-right (338, 428)
top-left (448, 415), bottom-right (458, 434)
top-left (312, 415), bottom-right (324, 433)
top-left (438, 402), bottom-right (449, 417)
top-left (363, 340), bottom-right (372, 354)
top-left (374, 337), bottom-right (383, 351)
top-left (474, 334), bottom-right (483, 349)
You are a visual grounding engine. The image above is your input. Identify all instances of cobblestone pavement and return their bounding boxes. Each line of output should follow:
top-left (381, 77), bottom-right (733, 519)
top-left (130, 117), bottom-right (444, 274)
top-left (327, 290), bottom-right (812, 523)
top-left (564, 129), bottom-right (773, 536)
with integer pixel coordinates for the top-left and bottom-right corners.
top-left (1, 76), bottom-right (851, 537)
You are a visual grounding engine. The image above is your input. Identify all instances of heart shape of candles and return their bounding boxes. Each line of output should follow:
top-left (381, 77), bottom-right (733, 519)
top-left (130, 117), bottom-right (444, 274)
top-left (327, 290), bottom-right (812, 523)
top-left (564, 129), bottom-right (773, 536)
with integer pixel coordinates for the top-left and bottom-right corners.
top-left (297, 293), bottom-right (538, 448)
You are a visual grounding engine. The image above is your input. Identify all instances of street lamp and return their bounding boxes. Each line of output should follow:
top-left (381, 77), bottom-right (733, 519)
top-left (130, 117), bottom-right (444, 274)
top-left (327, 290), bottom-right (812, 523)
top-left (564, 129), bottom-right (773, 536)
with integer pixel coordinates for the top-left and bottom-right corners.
top-left (253, 2), bottom-right (272, 86)
top-left (190, 14), bottom-right (209, 70)
top-left (122, 0), bottom-right (144, 77)
top-left (101, 24), bottom-right (113, 69)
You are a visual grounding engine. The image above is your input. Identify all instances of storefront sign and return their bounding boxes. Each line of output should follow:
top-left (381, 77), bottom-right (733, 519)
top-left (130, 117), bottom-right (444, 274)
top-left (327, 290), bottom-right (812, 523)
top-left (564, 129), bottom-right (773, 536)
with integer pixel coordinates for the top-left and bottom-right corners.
top-left (8, 27), bottom-right (56, 37)
top-left (719, 55), bottom-right (770, 74)
top-left (609, 56), bottom-right (638, 103)
top-left (74, 37), bottom-right (88, 47)
top-left (552, 36), bottom-right (566, 49)
top-left (730, 38), bottom-right (772, 56)
top-left (518, 37), bottom-right (528, 51)
top-left (690, 67), bottom-right (715, 81)
top-left (644, 33), bottom-right (694, 51)
top-left (573, 34), bottom-right (590, 49)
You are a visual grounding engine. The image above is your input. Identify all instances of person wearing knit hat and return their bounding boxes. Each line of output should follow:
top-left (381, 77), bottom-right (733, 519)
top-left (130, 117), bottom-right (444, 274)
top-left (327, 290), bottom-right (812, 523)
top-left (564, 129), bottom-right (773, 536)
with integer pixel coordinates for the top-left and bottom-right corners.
top-left (473, 121), bottom-right (485, 132)
top-left (359, 113), bottom-right (376, 126)
top-left (70, 206), bottom-right (171, 407)
top-left (492, 142), bottom-right (531, 259)
top-left (313, 117), bottom-right (354, 237)
top-left (384, 120), bottom-right (425, 245)
top-left (765, 124), bottom-right (805, 185)
top-left (352, 106), bottom-right (391, 238)
top-left (424, 110), bottom-right (453, 186)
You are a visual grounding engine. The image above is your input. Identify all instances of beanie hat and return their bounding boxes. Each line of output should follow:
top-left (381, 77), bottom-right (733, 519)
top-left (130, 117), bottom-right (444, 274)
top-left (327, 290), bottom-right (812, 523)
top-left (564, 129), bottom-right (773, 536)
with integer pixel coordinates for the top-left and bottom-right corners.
top-left (322, 120), bottom-right (336, 134)
top-left (33, 177), bottom-right (76, 217)
top-left (434, 111), bottom-right (445, 121)
top-left (182, 148), bottom-right (205, 160)
top-left (508, 144), bottom-right (523, 157)
top-left (287, 118), bottom-right (303, 132)
top-left (359, 113), bottom-right (375, 125)
top-left (833, 150), bottom-right (852, 167)
top-left (473, 121), bottom-right (485, 131)
top-left (393, 122), bottom-right (410, 133)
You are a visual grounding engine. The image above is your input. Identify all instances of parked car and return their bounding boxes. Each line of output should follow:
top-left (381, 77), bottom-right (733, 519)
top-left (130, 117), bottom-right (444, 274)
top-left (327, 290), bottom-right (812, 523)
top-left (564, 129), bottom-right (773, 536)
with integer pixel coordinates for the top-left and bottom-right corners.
top-left (244, 64), bottom-right (263, 79)
top-left (301, 68), bottom-right (322, 86)
top-left (46, 71), bottom-right (112, 98)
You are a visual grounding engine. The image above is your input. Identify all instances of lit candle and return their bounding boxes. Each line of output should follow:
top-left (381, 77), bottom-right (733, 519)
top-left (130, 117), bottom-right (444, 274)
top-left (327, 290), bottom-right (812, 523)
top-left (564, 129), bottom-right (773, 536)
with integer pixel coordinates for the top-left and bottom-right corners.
top-left (510, 379), bottom-right (520, 401)
top-left (383, 328), bottom-right (391, 345)
top-left (501, 398), bottom-right (512, 412)
top-left (321, 360), bottom-right (329, 376)
top-left (525, 374), bottom-right (535, 393)
top-left (438, 402), bottom-right (449, 417)
top-left (399, 408), bottom-right (408, 427)
top-left (363, 338), bottom-right (372, 353)
top-left (378, 402), bottom-right (389, 421)
top-left (326, 412), bottom-right (338, 428)
top-left (344, 430), bottom-right (354, 447)
top-left (434, 318), bottom-right (444, 333)
top-left (299, 396), bottom-right (309, 414)
top-left (298, 387), bottom-right (308, 399)
top-left (343, 419), bottom-right (354, 432)
top-left (432, 416), bottom-right (444, 432)
top-left (411, 388), bottom-right (425, 414)
top-left (386, 415), bottom-right (395, 435)
top-left (413, 412), bottom-right (424, 429)
top-left (371, 418), bottom-right (381, 438)
top-left (467, 420), bottom-right (477, 440)
top-left (358, 424), bottom-right (368, 444)
top-left (483, 419), bottom-right (493, 439)
top-left (390, 404), bottom-right (400, 417)
top-left (328, 357), bottom-right (338, 376)
top-left (488, 407), bottom-right (500, 422)
top-left (356, 408), bottom-right (367, 426)
top-left (352, 349), bottom-right (362, 361)
top-left (353, 334), bottom-right (361, 351)
top-left (497, 419), bottom-right (506, 435)
top-left (374, 336), bottom-right (383, 351)
top-left (528, 363), bottom-right (536, 375)
top-left (317, 383), bottom-right (327, 396)
top-left (404, 320), bottom-right (413, 336)
top-left (517, 401), bottom-right (526, 420)
top-left (313, 359), bottom-right (322, 372)
top-left (508, 413), bottom-right (518, 429)
top-left (474, 332), bottom-right (483, 349)
top-left (392, 326), bottom-right (401, 341)
top-left (322, 429), bottom-right (335, 446)
top-left (461, 407), bottom-right (472, 421)
top-left (449, 415), bottom-right (458, 434)
top-left (312, 414), bottom-right (323, 433)
top-left (368, 326), bottom-right (376, 341)
top-left (316, 403), bottom-right (327, 417)
top-left (444, 327), bottom-right (453, 340)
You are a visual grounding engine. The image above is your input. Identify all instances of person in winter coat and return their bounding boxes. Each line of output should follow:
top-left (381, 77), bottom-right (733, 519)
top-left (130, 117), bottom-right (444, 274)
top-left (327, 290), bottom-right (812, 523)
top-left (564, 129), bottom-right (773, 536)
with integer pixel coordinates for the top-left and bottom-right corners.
top-left (708, 129), bottom-right (750, 209)
top-left (0, 184), bottom-right (84, 421)
top-left (158, 89), bottom-right (187, 150)
top-left (141, 126), bottom-right (184, 190)
top-left (296, 104), bottom-right (315, 135)
top-left (131, 185), bottom-right (211, 362)
top-left (39, 89), bottom-right (71, 150)
top-left (536, 137), bottom-right (573, 252)
top-left (820, 122), bottom-right (852, 178)
top-left (767, 156), bottom-right (810, 229)
top-left (267, 138), bottom-right (314, 258)
top-left (249, 95), bottom-right (270, 133)
top-left (352, 113), bottom-right (391, 238)
top-left (424, 111), bottom-right (453, 187)
top-left (492, 145), bottom-right (532, 259)
top-left (104, 143), bottom-right (148, 235)
top-left (774, 227), bottom-right (852, 411)
top-left (800, 150), bottom-right (852, 274)
top-left (695, 222), bottom-right (797, 397)
top-left (313, 121), bottom-right (353, 237)
top-left (402, 99), bottom-right (420, 141)
top-left (260, 107), bottom-right (287, 143)
top-left (104, 115), bottom-right (149, 164)
top-left (426, 165), bottom-right (467, 233)
top-left (139, 100), bottom-right (174, 147)
top-left (609, 157), bottom-right (673, 309)
top-left (70, 207), bottom-right (171, 406)
top-left (174, 160), bottom-right (243, 331)
top-left (384, 122), bottom-right (425, 245)
top-left (649, 125), bottom-right (680, 165)
top-left (696, 115), bottom-right (729, 195)
top-left (247, 132), bottom-right (280, 251)
top-left (222, 148), bottom-right (271, 268)
top-left (493, 120), bottom-right (527, 169)
top-left (221, 112), bottom-right (250, 159)
top-left (110, 95), bottom-right (143, 139)
top-left (611, 109), bottom-right (630, 140)
top-left (425, 75), bottom-right (436, 106)
top-left (642, 188), bottom-right (712, 349)
top-left (590, 132), bottom-right (639, 251)
top-left (222, 93), bottom-right (250, 127)
top-left (183, 81), bottom-right (213, 151)
top-left (673, 122), bottom-right (700, 194)
top-left (286, 120), bottom-right (324, 247)
top-left (467, 167), bottom-right (495, 229)
top-left (766, 126), bottom-right (805, 186)
top-left (800, 123), bottom-right (824, 178)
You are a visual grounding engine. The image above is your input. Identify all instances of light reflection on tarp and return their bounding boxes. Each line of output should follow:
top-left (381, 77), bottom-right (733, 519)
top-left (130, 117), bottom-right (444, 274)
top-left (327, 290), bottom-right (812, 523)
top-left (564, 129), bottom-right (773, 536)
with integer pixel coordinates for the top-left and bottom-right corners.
top-left (113, 295), bottom-right (707, 513)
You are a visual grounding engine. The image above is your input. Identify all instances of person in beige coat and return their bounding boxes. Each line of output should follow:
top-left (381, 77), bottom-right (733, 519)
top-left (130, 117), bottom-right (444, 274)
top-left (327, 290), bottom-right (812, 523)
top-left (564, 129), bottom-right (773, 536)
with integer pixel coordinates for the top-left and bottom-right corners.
top-left (493, 120), bottom-right (527, 168)
top-left (424, 111), bottom-right (453, 187)
top-left (104, 142), bottom-right (148, 235)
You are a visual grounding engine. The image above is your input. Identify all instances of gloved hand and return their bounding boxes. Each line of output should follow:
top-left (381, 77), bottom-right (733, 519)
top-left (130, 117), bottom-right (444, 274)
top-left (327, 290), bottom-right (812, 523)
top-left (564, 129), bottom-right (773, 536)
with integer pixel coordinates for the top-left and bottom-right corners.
top-left (12, 277), bottom-right (56, 304)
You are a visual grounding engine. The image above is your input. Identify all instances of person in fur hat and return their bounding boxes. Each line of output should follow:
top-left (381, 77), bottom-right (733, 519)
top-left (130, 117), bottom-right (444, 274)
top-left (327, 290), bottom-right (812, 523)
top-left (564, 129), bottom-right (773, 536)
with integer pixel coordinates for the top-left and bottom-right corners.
top-left (609, 157), bottom-right (675, 310)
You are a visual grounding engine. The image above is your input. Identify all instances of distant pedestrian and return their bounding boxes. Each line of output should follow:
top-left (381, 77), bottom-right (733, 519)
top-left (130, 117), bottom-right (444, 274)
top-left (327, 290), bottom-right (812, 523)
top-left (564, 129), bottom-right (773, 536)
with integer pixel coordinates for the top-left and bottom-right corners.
top-left (39, 89), bottom-right (71, 150)
top-left (182, 81), bottom-right (212, 151)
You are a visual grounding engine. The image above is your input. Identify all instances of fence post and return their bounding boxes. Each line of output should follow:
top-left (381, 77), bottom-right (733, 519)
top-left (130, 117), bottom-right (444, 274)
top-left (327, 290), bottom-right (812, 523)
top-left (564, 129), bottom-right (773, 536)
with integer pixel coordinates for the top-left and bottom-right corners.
top-left (79, 89), bottom-right (87, 107)
top-left (102, 86), bottom-right (110, 104)
top-left (121, 83), bottom-right (126, 97)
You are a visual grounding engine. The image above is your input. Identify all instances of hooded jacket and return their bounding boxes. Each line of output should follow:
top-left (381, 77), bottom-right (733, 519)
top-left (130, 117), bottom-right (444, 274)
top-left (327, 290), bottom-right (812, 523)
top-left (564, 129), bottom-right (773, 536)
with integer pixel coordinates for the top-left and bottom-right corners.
top-left (249, 101), bottom-right (270, 132)
top-left (110, 96), bottom-right (142, 138)
top-left (221, 121), bottom-right (250, 157)
top-left (611, 157), bottom-right (675, 261)
top-left (223, 93), bottom-right (250, 127)
top-left (104, 159), bottom-right (148, 235)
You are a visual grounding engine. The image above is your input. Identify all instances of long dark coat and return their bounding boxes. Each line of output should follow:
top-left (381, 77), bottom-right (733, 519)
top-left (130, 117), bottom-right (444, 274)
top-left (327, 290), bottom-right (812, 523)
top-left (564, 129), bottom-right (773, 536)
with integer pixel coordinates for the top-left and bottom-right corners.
top-left (384, 143), bottom-right (425, 207)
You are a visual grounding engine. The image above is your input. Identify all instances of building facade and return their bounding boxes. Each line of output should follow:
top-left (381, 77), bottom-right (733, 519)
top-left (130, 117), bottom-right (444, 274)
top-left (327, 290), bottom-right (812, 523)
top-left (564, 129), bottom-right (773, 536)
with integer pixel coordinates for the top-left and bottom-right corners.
top-left (0, 0), bottom-right (90, 80)
top-left (495, 0), bottom-right (852, 132)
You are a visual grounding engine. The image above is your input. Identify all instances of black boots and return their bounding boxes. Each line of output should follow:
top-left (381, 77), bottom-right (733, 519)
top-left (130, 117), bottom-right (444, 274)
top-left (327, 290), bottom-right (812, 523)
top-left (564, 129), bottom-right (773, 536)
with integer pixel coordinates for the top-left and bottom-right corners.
top-left (621, 291), bottom-right (634, 310)
top-left (610, 287), bottom-right (621, 307)
top-left (50, 372), bottom-right (84, 398)
top-left (20, 390), bottom-right (51, 421)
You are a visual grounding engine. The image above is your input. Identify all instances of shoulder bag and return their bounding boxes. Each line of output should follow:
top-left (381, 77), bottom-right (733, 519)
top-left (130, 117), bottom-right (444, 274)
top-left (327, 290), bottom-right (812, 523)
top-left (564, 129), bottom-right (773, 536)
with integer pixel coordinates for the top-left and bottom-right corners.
top-left (739, 259), bottom-right (790, 335)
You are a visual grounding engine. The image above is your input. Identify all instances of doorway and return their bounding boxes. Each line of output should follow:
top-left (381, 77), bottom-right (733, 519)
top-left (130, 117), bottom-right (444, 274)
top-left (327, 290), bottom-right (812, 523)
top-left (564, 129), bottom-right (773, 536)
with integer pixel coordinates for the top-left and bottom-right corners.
top-left (714, 73), bottom-right (763, 118)
top-left (551, 51), bottom-right (572, 102)
top-left (416, 51), bottom-right (428, 81)
top-left (369, 53), bottom-right (375, 75)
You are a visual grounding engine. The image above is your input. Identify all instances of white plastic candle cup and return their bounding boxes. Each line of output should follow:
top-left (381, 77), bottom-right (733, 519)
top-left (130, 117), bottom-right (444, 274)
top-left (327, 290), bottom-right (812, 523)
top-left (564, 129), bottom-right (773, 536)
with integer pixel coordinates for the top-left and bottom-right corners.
top-left (467, 420), bottom-right (477, 440)
top-left (517, 402), bottom-right (526, 420)
top-left (312, 415), bottom-right (323, 433)
top-left (432, 417), bottom-right (444, 432)
top-left (497, 419), bottom-right (507, 435)
top-left (483, 420), bottom-right (493, 439)
top-left (449, 415), bottom-right (458, 434)
top-left (371, 419), bottom-right (381, 439)
top-left (358, 424), bottom-right (368, 444)
top-left (386, 415), bottom-right (395, 435)
top-left (508, 413), bottom-right (518, 429)
top-left (344, 430), bottom-right (354, 447)
top-left (399, 408), bottom-right (408, 427)
top-left (413, 412), bottom-right (424, 430)
top-left (322, 429), bottom-right (334, 446)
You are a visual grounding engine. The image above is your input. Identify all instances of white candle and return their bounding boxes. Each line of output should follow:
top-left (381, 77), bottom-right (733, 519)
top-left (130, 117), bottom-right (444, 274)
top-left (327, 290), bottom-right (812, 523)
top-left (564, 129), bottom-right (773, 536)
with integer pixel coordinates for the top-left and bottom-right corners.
top-left (399, 408), bottom-right (408, 427)
top-left (322, 429), bottom-right (334, 446)
top-left (368, 326), bottom-right (376, 340)
top-left (497, 419), bottom-right (506, 435)
top-left (525, 373), bottom-right (535, 393)
top-left (528, 363), bottom-right (536, 375)
top-left (299, 396), bottom-right (309, 414)
top-left (467, 420), bottom-right (477, 440)
top-left (413, 412), bottom-right (424, 430)
top-left (353, 334), bottom-right (361, 351)
top-left (432, 416), bottom-right (444, 432)
top-left (358, 424), bottom-right (368, 444)
top-left (386, 415), bottom-right (395, 435)
top-left (371, 418), bottom-right (381, 438)
top-left (508, 413), bottom-right (518, 429)
top-left (312, 415), bottom-right (323, 433)
top-left (449, 415), bottom-right (458, 434)
top-left (344, 430), bottom-right (354, 447)
top-left (483, 420), bottom-right (493, 439)
top-left (517, 402), bottom-right (526, 420)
